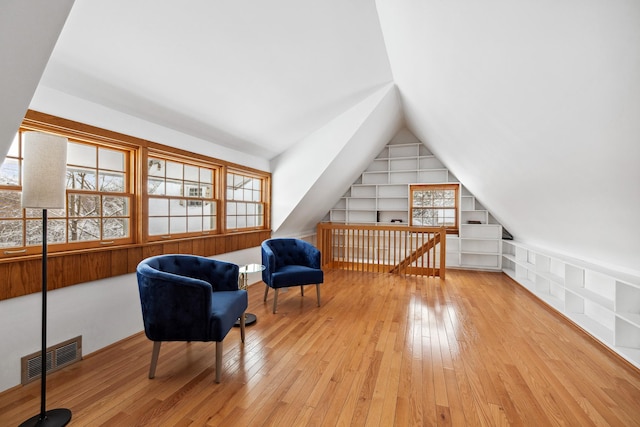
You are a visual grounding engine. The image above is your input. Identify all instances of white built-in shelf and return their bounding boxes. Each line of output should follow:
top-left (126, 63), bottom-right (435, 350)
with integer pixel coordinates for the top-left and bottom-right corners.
top-left (328, 137), bottom-right (503, 271)
top-left (502, 239), bottom-right (640, 370)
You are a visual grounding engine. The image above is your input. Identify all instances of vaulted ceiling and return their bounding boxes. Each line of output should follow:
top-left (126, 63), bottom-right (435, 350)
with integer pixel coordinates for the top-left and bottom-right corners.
top-left (2, 0), bottom-right (639, 275)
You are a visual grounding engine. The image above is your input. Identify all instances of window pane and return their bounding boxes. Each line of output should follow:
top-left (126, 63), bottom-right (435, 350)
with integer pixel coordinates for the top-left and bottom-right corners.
top-left (237, 202), bottom-right (246, 215)
top-left (166, 161), bottom-right (182, 180)
top-left (67, 167), bottom-right (97, 190)
top-left (98, 148), bottom-right (125, 171)
top-left (0, 190), bottom-right (21, 217)
top-left (203, 215), bottom-right (216, 231)
top-left (200, 184), bottom-right (212, 199)
top-left (166, 179), bottom-right (182, 196)
top-left (187, 216), bottom-right (202, 232)
top-left (170, 216), bottom-right (186, 233)
top-left (185, 182), bottom-right (201, 198)
top-left (170, 199), bottom-right (187, 216)
top-left (104, 218), bottom-right (129, 238)
top-left (203, 201), bottom-right (215, 216)
top-left (184, 164), bottom-right (199, 181)
top-left (47, 220), bottom-right (66, 244)
top-left (148, 178), bottom-right (165, 195)
top-left (68, 218), bottom-right (100, 242)
top-left (148, 158), bottom-right (165, 177)
top-left (26, 220), bottom-right (41, 245)
top-left (0, 220), bottom-right (23, 248)
top-left (226, 216), bottom-right (236, 229)
top-left (68, 194), bottom-right (100, 217)
top-left (67, 142), bottom-right (96, 168)
top-left (0, 158), bottom-right (19, 186)
top-left (200, 168), bottom-right (212, 184)
top-left (99, 171), bottom-right (125, 192)
top-left (148, 198), bottom-right (169, 216)
top-left (103, 196), bottom-right (129, 217)
top-left (187, 200), bottom-right (203, 215)
top-left (149, 217), bottom-right (168, 235)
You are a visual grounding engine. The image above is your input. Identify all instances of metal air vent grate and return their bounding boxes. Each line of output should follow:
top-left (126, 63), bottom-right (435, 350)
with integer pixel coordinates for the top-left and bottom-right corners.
top-left (21, 336), bottom-right (82, 385)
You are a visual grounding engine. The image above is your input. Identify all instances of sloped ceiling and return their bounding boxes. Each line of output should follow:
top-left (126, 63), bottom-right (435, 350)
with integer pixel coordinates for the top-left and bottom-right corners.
top-left (37, 0), bottom-right (394, 159)
top-left (0, 1), bottom-right (638, 274)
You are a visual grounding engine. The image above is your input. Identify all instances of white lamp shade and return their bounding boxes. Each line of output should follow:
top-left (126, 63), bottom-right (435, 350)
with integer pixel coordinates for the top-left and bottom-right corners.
top-left (21, 132), bottom-right (68, 209)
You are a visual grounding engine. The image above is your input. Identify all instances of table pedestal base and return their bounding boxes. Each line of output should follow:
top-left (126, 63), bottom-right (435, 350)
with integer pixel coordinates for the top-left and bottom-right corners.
top-left (235, 312), bottom-right (257, 326)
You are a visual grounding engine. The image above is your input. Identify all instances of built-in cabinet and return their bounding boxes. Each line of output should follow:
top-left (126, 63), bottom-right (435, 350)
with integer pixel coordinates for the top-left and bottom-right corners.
top-left (327, 135), bottom-right (503, 271)
top-left (502, 240), bottom-right (640, 369)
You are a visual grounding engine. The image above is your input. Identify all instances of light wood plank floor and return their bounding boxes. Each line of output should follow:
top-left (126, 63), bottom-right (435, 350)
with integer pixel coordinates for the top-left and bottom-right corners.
top-left (1, 269), bottom-right (639, 426)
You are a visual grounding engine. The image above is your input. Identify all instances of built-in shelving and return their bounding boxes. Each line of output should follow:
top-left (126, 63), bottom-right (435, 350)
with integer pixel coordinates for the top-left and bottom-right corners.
top-left (327, 130), bottom-right (503, 271)
top-left (502, 240), bottom-right (640, 369)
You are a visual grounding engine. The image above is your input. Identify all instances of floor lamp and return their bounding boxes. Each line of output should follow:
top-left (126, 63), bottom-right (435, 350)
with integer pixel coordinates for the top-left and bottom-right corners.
top-left (19, 132), bottom-right (72, 427)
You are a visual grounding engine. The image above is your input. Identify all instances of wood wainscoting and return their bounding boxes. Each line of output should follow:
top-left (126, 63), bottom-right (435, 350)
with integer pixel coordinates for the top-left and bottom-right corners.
top-left (1, 269), bottom-right (639, 425)
top-left (0, 230), bottom-right (270, 301)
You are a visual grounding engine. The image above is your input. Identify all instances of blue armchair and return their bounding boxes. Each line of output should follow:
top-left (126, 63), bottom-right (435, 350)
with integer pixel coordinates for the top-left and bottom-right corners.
top-left (261, 238), bottom-right (324, 313)
top-left (136, 254), bottom-right (247, 383)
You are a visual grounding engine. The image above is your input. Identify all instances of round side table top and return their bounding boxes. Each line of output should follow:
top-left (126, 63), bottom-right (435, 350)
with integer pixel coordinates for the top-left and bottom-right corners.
top-left (239, 263), bottom-right (265, 274)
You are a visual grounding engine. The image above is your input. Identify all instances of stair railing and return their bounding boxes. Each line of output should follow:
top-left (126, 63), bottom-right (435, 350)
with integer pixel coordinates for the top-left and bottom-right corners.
top-left (317, 223), bottom-right (446, 278)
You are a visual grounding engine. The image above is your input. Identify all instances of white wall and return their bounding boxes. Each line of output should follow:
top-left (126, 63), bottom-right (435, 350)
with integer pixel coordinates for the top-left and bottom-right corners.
top-left (30, 86), bottom-right (270, 173)
top-left (0, 248), bottom-right (262, 393)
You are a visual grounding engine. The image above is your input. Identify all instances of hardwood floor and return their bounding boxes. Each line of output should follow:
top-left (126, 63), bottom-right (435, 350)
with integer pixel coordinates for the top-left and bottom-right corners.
top-left (1, 269), bottom-right (639, 426)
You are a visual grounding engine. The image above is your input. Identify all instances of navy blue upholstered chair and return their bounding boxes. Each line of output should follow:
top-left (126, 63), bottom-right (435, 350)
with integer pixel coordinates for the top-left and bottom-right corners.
top-left (261, 238), bottom-right (324, 313)
top-left (136, 254), bottom-right (247, 383)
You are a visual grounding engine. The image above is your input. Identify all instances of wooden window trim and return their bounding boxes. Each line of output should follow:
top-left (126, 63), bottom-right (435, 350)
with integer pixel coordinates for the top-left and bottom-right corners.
top-left (0, 110), bottom-right (271, 301)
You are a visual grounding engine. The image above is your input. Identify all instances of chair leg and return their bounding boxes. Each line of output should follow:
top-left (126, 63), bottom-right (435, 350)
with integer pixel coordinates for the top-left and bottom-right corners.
top-left (149, 341), bottom-right (161, 379)
top-left (300, 285), bottom-right (304, 296)
top-left (273, 289), bottom-right (279, 313)
top-left (316, 284), bottom-right (321, 307)
top-left (240, 312), bottom-right (246, 343)
top-left (264, 284), bottom-right (269, 302)
top-left (215, 341), bottom-right (223, 383)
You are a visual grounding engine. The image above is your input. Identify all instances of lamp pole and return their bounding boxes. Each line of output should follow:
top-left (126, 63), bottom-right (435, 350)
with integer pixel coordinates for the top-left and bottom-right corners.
top-left (19, 132), bottom-right (72, 427)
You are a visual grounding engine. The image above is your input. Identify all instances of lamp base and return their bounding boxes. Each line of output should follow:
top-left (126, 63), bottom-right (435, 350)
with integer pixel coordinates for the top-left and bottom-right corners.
top-left (19, 408), bottom-right (72, 427)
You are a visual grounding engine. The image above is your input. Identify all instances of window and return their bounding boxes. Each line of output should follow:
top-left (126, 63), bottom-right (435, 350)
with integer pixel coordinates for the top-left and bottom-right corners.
top-left (0, 131), bottom-right (134, 255)
top-left (1, 111), bottom-right (270, 261)
top-left (1, 111), bottom-right (271, 299)
top-left (410, 184), bottom-right (459, 232)
top-left (147, 156), bottom-right (218, 239)
top-left (226, 171), bottom-right (265, 230)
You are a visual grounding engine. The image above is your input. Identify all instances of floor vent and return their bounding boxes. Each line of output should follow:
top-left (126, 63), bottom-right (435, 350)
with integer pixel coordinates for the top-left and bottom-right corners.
top-left (21, 336), bottom-right (82, 385)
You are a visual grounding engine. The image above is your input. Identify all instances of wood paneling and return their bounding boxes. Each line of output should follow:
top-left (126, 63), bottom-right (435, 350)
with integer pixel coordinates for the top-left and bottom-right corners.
top-left (0, 230), bottom-right (270, 301)
top-left (1, 269), bottom-right (639, 425)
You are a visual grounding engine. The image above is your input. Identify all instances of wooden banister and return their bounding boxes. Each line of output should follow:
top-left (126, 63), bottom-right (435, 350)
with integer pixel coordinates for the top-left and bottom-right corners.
top-left (317, 223), bottom-right (446, 278)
